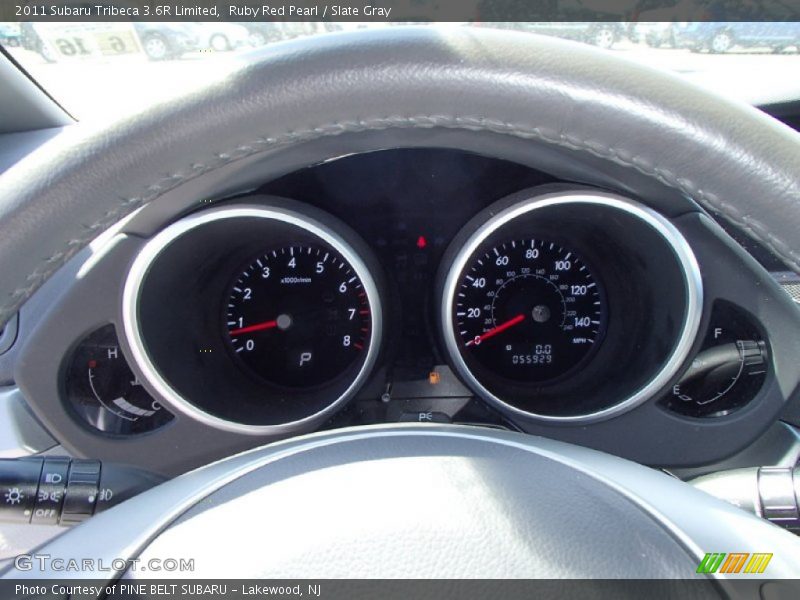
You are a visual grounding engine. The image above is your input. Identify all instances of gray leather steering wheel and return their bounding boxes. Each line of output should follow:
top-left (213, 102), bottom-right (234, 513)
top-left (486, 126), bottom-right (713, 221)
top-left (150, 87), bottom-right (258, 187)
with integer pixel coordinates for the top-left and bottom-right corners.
top-left (2, 27), bottom-right (800, 580)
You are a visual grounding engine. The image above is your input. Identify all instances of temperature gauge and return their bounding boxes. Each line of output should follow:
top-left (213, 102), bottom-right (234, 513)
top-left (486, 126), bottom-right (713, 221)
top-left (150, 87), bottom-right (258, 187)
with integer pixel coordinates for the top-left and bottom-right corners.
top-left (662, 302), bottom-right (768, 418)
top-left (64, 325), bottom-right (173, 435)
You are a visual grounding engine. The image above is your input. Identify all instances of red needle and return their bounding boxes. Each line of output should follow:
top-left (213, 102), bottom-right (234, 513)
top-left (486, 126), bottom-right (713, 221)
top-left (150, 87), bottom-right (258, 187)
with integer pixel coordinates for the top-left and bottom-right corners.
top-left (229, 320), bottom-right (278, 336)
top-left (466, 314), bottom-right (526, 346)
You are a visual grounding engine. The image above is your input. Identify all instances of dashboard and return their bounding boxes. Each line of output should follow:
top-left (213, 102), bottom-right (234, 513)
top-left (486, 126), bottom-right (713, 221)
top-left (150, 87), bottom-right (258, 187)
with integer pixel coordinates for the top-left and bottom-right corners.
top-left (6, 148), bottom-right (800, 476)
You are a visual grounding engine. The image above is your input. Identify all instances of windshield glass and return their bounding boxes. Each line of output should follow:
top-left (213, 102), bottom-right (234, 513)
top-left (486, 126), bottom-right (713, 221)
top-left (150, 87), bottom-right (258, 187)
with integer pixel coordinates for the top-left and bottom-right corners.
top-left (1, 20), bottom-right (799, 121)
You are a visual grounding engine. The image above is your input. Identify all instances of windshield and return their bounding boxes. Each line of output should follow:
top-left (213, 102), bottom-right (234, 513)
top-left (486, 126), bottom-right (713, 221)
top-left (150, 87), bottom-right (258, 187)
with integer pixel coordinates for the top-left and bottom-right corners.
top-left (1, 20), bottom-right (799, 121)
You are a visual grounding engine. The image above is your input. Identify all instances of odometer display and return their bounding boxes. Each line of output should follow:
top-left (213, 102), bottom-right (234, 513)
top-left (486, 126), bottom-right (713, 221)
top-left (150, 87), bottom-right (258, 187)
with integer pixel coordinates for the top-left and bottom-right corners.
top-left (455, 239), bottom-right (606, 384)
top-left (225, 243), bottom-right (371, 389)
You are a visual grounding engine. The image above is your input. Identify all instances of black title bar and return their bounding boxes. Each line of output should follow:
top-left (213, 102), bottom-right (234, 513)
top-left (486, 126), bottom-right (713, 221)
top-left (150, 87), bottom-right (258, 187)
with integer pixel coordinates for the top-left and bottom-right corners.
top-left (3, 0), bottom-right (800, 23)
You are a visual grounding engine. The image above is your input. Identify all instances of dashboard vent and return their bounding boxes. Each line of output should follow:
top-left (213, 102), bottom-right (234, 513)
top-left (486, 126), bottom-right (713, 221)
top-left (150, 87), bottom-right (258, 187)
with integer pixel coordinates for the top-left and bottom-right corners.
top-left (773, 272), bottom-right (800, 305)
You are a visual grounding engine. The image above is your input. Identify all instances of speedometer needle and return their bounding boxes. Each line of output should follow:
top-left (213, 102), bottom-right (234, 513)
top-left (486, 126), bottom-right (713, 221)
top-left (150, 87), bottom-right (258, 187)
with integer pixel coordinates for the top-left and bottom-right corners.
top-left (466, 314), bottom-right (525, 346)
top-left (229, 319), bottom-right (278, 336)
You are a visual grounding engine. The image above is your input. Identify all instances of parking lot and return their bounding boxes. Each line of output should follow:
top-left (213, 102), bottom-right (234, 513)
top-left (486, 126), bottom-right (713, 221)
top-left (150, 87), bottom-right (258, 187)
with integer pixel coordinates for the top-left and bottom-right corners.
top-left (5, 29), bottom-right (800, 121)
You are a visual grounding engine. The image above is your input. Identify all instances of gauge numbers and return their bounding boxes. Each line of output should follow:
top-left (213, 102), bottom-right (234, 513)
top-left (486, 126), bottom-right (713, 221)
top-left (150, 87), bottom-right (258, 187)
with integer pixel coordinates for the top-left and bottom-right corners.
top-left (455, 239), bottom-right (606, 384)
top-left (225, 243), bottom-right (371, 389)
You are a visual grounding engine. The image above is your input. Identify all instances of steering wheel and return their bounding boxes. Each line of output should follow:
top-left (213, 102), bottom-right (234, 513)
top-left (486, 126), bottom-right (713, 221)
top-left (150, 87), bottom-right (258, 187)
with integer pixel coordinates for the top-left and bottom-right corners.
top-left (2, 28), bottom-right (800, 581)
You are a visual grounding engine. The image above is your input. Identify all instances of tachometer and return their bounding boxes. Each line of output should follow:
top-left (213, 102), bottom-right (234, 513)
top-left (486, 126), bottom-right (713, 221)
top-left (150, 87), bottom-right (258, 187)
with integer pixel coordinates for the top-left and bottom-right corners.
top-left (455, 239), bottom-right (605, 383)
top-left (124, 200), bottom-right (383, 431)
top-left (225, 243), bottom-right (371, 389)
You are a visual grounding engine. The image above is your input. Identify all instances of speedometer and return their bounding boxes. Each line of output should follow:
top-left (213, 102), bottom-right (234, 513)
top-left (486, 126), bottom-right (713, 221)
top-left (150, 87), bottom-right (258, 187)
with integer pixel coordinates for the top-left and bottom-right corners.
top-left (440, 188), bottom-right (701, 422)
top-left (456, 239), bottom-right (605, 383)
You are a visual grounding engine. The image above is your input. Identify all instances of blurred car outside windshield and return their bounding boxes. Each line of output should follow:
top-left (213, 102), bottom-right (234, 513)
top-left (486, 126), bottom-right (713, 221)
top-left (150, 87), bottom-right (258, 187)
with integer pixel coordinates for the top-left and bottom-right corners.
top-left (1, 20), bottom-right (799, 122)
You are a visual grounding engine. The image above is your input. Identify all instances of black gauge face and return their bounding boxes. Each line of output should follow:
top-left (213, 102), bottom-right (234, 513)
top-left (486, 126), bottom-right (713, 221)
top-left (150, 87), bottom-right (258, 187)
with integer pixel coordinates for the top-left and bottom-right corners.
top-left (225, 243), bottom-right (372, 389)
top-left (65, 325), bottom-right (173, 435)
top-left (663, 302), bottom-right (768, 418)
top-left (453, 239), bottom-right (606, 385)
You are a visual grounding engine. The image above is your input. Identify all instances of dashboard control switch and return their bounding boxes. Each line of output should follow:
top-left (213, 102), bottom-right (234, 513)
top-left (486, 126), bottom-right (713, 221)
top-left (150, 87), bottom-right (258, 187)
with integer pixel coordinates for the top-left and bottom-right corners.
top-left (758, 467), bottom-right (800, 529)
top-left (31, 457), bottom-right (69, 525)
top-left (95, 464), bottom-right (165, 514)
top-left (692, 466), bottom-right (800, 533)
top-left (0, 457), bottom-right (163, 526)
top-left (0, 458), bottom-right (41, 523)
top-left (60, 459), bottom-right (101, 524)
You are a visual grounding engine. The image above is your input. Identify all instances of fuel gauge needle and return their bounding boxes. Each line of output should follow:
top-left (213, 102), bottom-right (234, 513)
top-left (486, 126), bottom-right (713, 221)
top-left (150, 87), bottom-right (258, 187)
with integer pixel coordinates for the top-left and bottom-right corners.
top-left (466, 314), bottom-right (525, 346)
top-left (229, 319), bottom-right (278, 336)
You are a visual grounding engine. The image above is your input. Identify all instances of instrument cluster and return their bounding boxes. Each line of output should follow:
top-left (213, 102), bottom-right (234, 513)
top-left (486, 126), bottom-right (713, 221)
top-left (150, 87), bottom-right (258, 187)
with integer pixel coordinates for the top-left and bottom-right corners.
top-left (43, 148), bottom-right (787, 475)
top-left (62, 183), bottom-right (766, 437)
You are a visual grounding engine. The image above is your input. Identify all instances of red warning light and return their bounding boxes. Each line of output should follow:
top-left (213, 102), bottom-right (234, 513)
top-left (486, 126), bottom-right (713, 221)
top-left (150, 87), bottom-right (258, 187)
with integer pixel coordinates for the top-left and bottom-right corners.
top-left (416, 235), bottom-right (428, 249)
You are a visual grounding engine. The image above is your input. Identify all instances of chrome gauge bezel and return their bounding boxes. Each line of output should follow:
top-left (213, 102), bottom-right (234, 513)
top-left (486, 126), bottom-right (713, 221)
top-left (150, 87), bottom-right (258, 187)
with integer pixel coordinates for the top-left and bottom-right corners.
top-left (122, 203), bottom-right (383, 435)
top-left (441, 190), bottom-right (703, 424)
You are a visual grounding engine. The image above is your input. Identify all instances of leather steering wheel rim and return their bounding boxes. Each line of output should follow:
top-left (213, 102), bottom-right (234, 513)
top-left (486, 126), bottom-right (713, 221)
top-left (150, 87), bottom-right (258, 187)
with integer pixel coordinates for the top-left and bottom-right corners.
top-left (1, 27), bottom-right (800, 327)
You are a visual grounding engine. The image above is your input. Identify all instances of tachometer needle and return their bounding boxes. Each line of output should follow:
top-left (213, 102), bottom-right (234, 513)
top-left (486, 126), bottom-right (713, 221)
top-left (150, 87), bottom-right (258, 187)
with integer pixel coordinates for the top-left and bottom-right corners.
top-left (466, 314), bottom-right (525, 346)
top-left (229, 320), bottom-right (278, 336)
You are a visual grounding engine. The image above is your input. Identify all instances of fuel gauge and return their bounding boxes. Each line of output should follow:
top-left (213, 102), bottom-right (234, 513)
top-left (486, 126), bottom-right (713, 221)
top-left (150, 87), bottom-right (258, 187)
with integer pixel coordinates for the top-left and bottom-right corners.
top-left (662, 302), bottom-right (768, 418)
top-left (64, 325), bottom-right (173, 435)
